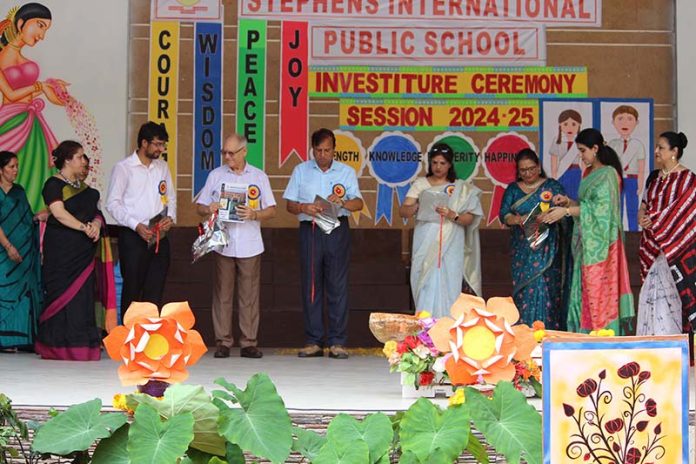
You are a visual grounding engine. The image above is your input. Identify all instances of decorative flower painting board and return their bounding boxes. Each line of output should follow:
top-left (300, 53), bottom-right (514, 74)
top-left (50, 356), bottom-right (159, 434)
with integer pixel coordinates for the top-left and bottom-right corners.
top-left (542, 335), bottom-right (689, 464)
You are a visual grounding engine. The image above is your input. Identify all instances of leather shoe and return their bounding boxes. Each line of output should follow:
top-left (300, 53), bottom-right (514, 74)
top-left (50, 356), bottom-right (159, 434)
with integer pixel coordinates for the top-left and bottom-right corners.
top-left (240, 346), bottom-right (263, 359)
top-left (297, 344), bottom-right (323, 358)
top-left (328, 345), bottom-right (349, 359)
top-left (214, 345), bottom-right (230, 358)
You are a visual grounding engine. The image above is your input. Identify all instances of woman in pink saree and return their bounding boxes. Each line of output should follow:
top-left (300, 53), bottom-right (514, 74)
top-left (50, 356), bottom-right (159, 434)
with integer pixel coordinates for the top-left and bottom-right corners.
top-left (0, 3), bottom-right (68, 213)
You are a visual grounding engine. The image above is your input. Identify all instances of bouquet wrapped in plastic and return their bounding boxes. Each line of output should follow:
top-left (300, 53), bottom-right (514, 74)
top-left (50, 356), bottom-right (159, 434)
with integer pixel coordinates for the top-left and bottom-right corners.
top-left (192, 212), bottom-right (229, 263)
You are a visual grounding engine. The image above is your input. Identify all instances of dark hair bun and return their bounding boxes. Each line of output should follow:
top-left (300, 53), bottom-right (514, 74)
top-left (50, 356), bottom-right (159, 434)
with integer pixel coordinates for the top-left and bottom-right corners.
top-left (678, 132), bottom-right (688, 150)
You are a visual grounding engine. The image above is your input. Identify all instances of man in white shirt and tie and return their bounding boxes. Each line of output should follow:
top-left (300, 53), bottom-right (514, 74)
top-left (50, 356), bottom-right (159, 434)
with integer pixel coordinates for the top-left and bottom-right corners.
top-left (106, 121), bottom-right (176, 314)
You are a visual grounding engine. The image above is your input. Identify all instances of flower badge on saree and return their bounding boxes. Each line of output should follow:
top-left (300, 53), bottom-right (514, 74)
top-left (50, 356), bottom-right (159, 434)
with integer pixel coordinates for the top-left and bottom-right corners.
top-left (539, 190), bottom-right (553, 212)
top-left (104, 302), bottom-right (207, 386)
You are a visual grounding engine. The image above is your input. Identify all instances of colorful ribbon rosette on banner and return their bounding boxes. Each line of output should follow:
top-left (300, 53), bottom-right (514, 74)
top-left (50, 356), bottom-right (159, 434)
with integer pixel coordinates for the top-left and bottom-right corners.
top-left (367, 132), bottom-right (422, 225)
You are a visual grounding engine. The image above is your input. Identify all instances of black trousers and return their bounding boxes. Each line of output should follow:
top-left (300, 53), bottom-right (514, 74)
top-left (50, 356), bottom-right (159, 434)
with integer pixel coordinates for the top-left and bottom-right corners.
top-left (117, 227), bottom-right (170, 313)
top-left (299, 217), bottom-right (350, 346)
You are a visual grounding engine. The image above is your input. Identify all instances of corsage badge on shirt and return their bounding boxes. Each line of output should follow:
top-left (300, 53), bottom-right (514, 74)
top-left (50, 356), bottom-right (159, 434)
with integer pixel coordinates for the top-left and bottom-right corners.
top-left (445, 184), bottom-right (455, 197)
top-left (333, 183), bottom-right (346, 199)
top-left (247, 184), bottom-right (260, 209)
top-left (158, 180), bottom-right (168, 206)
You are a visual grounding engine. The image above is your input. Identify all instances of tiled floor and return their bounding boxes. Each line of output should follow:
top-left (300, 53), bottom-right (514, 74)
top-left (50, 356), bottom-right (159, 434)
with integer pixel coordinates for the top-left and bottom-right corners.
top-left (0, 350), bottom-right (461, 411)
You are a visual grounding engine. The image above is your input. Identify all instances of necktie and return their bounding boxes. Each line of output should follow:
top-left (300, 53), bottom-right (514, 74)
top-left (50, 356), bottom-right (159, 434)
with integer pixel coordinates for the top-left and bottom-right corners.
top-left (623, 139), bottom-right (628, 153)
top-left (567, 141), bottom-right (573, 151)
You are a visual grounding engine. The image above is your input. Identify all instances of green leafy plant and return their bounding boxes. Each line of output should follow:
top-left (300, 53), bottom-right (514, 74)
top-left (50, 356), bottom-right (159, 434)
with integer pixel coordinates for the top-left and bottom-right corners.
top-left (6, 375), bottom-right (541, 463)
top-left (466, 381), bottom-right (542, 464)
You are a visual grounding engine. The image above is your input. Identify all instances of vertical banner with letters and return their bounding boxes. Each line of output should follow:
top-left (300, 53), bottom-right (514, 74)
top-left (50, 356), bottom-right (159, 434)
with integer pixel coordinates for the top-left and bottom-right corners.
top-left (148, 21), bottom-right (179, 188)
top-left (236, 19), bottom-right (267, 169)
top-left (279, 21), bottom-right (309, 166)
top-left (193, 22), bottom-right (223, 198)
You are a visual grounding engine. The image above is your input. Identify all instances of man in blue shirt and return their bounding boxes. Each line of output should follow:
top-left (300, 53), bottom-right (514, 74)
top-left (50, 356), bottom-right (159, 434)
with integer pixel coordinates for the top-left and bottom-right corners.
top-left (284, 128), bottom-right (363, 359)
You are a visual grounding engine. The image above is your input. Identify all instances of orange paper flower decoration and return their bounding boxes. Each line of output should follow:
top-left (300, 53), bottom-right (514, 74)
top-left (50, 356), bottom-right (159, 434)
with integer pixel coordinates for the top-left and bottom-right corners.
top-left (104, 302), bottom-right (207, 386)
top-left (427, 294), bottom-right (536, 386)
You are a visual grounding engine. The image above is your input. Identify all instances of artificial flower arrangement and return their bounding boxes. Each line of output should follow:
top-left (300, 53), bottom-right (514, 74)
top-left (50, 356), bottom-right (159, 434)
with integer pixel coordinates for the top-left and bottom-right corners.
top-left (372, 294), bottom-right (544, 397)
top-left (103, 301), bottom-right (208, 401)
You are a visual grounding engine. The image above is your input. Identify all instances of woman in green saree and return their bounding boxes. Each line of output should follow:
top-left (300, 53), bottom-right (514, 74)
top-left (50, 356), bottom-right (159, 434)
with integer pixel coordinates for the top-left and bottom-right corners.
top-left (0, 150), bottom-right (42, 350)
top-left (543, 128), bottom-right (634, 334)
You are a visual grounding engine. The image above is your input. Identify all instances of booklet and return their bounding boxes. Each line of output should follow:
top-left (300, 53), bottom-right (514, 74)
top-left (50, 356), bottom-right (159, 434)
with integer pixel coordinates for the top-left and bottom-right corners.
top-left (522, 202), bottom-right (550, 250)
top-left (147, 206), bottom-right (168, 248)
top-left (313, 195), bottom-right (341, 234)
top-left (416, 190), bottom-right (450, 223)
top-left (218, 183), bottom-right (247, 223)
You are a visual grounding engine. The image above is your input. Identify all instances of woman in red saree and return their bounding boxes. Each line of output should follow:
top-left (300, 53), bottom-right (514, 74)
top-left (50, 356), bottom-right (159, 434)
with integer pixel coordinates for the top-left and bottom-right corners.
top-left (637, 131), bottom-right (696, 336)
top-left (35, 141), bottom-right (104, 360)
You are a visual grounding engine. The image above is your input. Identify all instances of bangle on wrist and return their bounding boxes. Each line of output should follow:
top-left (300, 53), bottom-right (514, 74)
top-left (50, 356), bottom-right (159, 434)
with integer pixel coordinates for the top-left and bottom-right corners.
top-left (565, 207), bottom-right (571, 217)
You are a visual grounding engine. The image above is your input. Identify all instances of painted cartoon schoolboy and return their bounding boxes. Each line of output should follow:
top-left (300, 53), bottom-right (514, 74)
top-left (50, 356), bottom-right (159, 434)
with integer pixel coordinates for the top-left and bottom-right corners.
top-left (607, 105), bottom-right (645, 231)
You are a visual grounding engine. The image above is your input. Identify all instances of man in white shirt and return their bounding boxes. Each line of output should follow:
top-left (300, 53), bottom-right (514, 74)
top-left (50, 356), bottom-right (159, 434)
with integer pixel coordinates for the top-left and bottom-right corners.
top-left (106, 121), bottom-right (176, 314)
top-left (196, 134), bottom-right (276, 359)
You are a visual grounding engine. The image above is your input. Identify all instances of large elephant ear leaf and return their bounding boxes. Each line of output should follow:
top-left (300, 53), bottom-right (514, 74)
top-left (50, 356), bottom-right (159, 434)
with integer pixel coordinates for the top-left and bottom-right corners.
top-left (127, 384), bottom-right (225, 456)
top-left (214, 373), bottom-right (292, 464)
top-left (127, 404), bottom-right (194, 464)
top-left (32, 399), bottom-right (127, 455)
top-left (465, 381), bottom-right (542, 464)
top-left (313, 438), bottom-right (370, 464)
top-left (92, 423), bottom-right (130, 464)
top-left (325, 413), bottom-right (393, 463)
top-left (292, 426), bottom-right (326, 462)
top-left (399, 398), bottom-right (470, 463)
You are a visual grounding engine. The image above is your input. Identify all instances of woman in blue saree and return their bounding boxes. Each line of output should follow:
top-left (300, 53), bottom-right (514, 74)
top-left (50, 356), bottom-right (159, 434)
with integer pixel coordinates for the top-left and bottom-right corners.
top-left (499, 149), bottom-right (570, 329)
top-left (400, 142), bottom-right (483, 318)
top-left (0, 150), bottom-right (42, 350)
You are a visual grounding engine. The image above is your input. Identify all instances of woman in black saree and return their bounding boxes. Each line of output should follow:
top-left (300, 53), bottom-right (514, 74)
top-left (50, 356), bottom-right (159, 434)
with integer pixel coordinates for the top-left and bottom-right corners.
top-left (35, 140), bottom-right (102, 360)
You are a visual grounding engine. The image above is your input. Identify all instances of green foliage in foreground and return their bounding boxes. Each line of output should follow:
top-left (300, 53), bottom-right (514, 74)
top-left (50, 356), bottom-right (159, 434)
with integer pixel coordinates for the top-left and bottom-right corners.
top-left (1, 375), bottom-right (541, 464)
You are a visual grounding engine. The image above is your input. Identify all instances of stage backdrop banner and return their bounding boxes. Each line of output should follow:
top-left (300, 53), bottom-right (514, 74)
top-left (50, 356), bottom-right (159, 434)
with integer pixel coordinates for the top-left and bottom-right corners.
top-left (310, 66), bottom-right (588, 99)
top-left (543, 336), bottom-right (689, 463)
top-left (340, 99), bottom-right (538, 132)
top-left (239, 0), bottom-right (601, 27)
top-left (151, 0), bottom-right (223, 22)
top-left (192, 22), bottom-right (223, 199)
top-left (148, 21), bottom-right (180, 189)
top-left (481, 131), bottom-right (534, 225)
top-left (309, 21), bottom-right (546, 66)
top-left (236, 19), bottom-right (267, 170)
top-left (279, 21), bottom-right (309, 167)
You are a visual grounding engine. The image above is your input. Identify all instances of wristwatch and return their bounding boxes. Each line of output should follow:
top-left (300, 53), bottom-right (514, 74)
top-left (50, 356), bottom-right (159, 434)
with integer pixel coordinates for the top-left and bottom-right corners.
top-left (453, 214), bottom-right (460, 222)
top-left (565, 207), bottom-right (571, 217)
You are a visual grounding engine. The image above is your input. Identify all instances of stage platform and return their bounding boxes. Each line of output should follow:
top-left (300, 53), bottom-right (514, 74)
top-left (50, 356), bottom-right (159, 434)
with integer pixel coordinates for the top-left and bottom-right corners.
top-left (2, 350), bottom-right (695, 463)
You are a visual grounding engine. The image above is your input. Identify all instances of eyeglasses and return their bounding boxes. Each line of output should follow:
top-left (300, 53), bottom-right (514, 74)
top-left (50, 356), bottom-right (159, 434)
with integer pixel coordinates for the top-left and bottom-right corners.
top-left (221, 145), bottom-right (246, 156)
top-left (149, 141), bottom-right (167, 149)
top-left (430, 146), bottom-right (451, 155)
top-left (518, 166), bottom-right (539, 173)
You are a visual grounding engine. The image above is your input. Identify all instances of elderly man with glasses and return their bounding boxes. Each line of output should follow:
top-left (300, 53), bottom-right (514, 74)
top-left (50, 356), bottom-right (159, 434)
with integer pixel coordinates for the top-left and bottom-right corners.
top-left (196, 134), bottom-right (276, 359)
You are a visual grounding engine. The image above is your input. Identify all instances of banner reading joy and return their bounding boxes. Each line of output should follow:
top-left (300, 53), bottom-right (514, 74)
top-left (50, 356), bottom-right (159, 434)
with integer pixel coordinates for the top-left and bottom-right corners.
top-left (279, 21), bottom-right (309, 167)
top-left (340, 99), bottom-right (538, 131)
top-left (481, 132), bottom-right (534, 226)
top-left (236, 19), bottom-right (267, 169)
top-left (148, 21), bottom-right (179, 188)
top-left (193, 22), bottom-right (223, 198)
top-left (334, 130), bottom-right (372, 224)
top-left (366, 131), bottom-right (422, 225)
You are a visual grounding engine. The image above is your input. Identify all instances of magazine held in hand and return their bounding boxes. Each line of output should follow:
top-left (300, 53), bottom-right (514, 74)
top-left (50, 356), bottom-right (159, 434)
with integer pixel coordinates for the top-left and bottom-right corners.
top-left (218, 183), bottom-right (247, 223)
top-left (313, 195), bottom-right (340, 234)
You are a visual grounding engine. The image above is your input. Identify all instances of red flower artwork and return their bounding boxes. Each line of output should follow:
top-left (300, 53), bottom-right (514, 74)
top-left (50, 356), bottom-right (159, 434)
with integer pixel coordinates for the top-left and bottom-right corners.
top-left (563, 361), bottom-right (665, 463)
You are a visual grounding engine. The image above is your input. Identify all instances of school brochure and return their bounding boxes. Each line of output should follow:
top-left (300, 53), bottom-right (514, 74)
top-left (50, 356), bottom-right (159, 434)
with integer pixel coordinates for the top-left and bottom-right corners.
top-left (218, 183), bottom-right (247, 223)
